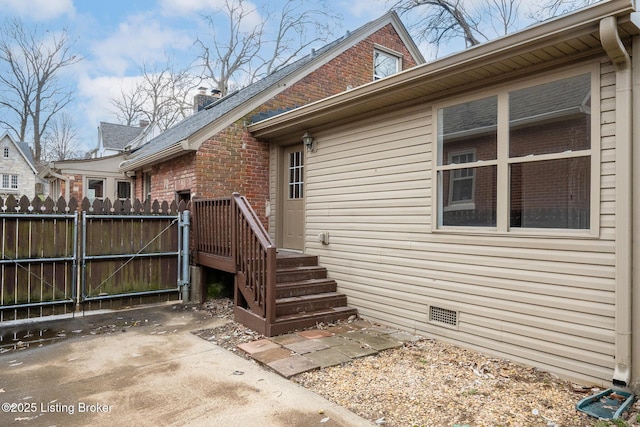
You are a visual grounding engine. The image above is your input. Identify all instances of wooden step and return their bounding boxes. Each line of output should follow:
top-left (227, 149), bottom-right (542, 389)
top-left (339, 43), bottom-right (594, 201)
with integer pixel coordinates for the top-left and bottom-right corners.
top-left (276, 278), bottom-right (337, 298)
top-left (276, 253), bottom-right (318, 269)
top-left (276, 266), bottom-right (327, 283)
top-left (269, 306), bottom-right (358, 336)
top-left (275, 292), bottom-right (347, 316)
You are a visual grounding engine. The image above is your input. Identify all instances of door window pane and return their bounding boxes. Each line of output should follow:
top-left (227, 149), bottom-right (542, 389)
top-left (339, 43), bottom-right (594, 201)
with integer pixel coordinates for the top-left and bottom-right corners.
top-left (288, 150), bottom-right (304, 199)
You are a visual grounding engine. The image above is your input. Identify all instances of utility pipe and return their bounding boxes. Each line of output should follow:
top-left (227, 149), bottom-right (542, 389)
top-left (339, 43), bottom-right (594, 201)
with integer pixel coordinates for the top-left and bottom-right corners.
top-left (600, 16), bottom-right (633, 387)
top-left (181, 210), bottom-right (191, 301)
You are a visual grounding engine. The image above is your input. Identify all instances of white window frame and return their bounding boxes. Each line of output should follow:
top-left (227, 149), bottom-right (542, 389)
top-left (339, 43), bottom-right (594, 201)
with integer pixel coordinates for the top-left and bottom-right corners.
top-left (87, 177), bottom-right (106, 201)
top-left (3, 147), bottom-right (9, 158)
top-left (1, 174), bottom-right (18, 190)
top-left (432, 65), bottom-right (600, 237)
top-left (445, 150), bottom-right (476, 212)
top-left (288, 150), bottom-right (304, 200)
top-left (373, 46), bottom-right (401, 80)
top-left (116, 180), bottom-right (131, 200)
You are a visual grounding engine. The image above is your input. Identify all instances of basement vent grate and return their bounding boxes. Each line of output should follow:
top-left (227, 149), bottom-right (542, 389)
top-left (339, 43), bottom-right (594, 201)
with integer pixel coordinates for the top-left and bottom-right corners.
top-left (429, 306), bottom-right (458, 327)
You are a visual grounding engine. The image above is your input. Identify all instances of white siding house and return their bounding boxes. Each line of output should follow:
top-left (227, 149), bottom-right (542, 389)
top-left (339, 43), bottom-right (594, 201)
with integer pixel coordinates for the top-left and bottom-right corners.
top-left (250, 0), bottom-right (640, 389)
top-left (0, 132), bottom-right (37, 199)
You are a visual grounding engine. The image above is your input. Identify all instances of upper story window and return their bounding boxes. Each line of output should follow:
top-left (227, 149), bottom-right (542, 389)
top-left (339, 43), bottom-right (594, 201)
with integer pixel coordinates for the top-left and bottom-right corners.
top-left (3, 147), bottom-right (9, 158)
top-left (374, 48), bottom-right (400, 80)
top-left (435, 70), bottom-right (596, 233)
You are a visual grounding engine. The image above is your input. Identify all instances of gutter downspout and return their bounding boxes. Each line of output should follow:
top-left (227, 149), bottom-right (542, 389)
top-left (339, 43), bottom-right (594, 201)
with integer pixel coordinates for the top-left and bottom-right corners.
top-left (600, 15), bottom-right (633, 387)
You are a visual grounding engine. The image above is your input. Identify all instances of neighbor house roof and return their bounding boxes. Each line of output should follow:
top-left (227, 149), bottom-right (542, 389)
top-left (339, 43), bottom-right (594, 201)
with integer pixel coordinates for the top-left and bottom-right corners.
top-left (99, 122), bottom-right (146, 151)
top-left (248, 0), bottom-right (639, 141)
top-left (119, 11), bottom-right (424, 172)
top-left (1, 132), bottom-right (37, 174)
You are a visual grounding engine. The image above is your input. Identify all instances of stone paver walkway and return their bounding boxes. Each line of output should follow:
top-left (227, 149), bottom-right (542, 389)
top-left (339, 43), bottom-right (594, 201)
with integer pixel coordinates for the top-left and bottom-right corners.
top-left (237, 319), bottom-right (421, 378)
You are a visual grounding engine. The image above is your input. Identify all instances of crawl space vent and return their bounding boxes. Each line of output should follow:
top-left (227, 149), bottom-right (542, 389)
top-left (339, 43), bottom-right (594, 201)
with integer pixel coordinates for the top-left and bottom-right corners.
top-left (429, 306), bottom-right (458, 327)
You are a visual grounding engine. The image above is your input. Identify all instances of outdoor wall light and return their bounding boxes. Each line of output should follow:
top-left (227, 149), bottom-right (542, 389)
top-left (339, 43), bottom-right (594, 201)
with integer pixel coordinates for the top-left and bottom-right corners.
top-left (302, 131), bottom-right (315, 152)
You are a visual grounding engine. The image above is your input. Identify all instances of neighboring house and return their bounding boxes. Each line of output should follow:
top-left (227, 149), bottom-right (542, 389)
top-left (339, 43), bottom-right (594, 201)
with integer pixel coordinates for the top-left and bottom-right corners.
top-left (39, 154), bottom-right (133, 202)
top-left (40, 122), bottom-right (148, 201)
top-left (118, 11), bottom-right (424, 224)
top-left (0, 132), bottom-right (38, 199)
top-left (90, 121), bottom-right (149, 159)
top-left (248, 0), bottom-right (640, 389)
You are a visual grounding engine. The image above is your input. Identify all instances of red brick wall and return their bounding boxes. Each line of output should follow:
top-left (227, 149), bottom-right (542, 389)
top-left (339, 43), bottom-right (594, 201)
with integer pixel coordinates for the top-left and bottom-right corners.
top-left (68, 174), bottom-right (83, 201)
top-left (143, 24), bottom-right (420, 227)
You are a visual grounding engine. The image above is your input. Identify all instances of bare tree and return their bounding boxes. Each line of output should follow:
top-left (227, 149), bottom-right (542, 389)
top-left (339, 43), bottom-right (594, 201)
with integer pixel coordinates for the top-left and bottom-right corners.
top-left (0, 19), bottom-right (81, 164)
top-left (110, 85), bottom-right (146, 127)
top-left (42, 111), bottom-right (81, 161)
top-left (531, 0), bottom-right (601, 21)
top-left (109, 60), bottom-right (199, 132)
top-left (195, 0), bottom-right (339, 96)
top-left (391, 0), bottom-right (602, 52)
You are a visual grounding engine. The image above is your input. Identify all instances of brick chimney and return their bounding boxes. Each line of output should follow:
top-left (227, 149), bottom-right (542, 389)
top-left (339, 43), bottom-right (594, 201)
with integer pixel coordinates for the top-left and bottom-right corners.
top-left (193, 87), bottom-right (220, 113)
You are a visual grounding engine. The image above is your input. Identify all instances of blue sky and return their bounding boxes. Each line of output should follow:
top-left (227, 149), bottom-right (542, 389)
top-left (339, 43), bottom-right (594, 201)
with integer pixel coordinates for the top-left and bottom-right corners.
top-left (0, 0), bottom-right (395, 154)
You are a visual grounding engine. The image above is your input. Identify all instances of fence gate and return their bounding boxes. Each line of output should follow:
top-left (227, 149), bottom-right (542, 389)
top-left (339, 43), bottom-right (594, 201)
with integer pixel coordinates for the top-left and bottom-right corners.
top-left (0, 211), bottom-right (78, 321)
top-left (0, 196), bottom-right (190, 323)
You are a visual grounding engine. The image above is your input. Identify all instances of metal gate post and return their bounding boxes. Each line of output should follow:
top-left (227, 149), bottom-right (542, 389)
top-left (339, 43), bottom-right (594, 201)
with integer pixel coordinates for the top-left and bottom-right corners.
top-left (180, 210), bottom-right (190, 301)
top-left (73, 211), bottom-right (79, 311)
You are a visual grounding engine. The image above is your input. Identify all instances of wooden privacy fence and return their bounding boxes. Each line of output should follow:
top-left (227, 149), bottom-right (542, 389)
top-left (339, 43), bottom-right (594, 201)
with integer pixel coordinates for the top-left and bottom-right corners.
top-left (0, 195), bottom-right (189, 322)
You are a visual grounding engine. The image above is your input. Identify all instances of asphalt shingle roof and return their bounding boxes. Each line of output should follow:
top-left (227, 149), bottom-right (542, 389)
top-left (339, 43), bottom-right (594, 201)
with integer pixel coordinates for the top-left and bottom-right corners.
top-left (121, 12), bottom-right (403, 169)
top-left (100, 122), bottom-right (145, 151)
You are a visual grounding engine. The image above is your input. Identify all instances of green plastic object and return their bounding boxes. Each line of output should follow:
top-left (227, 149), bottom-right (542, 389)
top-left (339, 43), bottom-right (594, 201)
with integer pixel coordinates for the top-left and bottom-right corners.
top-left (576, 388), bottom-right (635, 420)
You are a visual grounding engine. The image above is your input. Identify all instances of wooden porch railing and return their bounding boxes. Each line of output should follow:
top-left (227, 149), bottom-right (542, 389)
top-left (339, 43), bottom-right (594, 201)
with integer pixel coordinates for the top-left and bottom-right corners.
top-left (192, 193), bottom-right (277, 335)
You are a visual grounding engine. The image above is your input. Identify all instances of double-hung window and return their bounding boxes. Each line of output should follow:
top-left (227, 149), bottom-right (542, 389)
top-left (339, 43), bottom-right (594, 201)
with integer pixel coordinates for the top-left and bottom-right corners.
top-left (1, 174), bottom-right (18, 190)
top-left (435, 70), bottom-right (596, 232)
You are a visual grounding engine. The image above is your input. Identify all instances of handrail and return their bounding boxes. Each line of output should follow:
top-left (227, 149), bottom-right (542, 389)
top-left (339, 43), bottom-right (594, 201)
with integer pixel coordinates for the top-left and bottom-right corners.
top-left (232, 193), bottom-right (277, 332)
top-left (192, 194), bottom-right (277, 334)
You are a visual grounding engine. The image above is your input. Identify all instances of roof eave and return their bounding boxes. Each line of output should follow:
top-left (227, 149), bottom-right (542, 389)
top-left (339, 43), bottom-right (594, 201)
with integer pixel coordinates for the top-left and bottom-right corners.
top-left (120, 140), bottom-right (195, 172)
top-left (249, 0), bottom-right (638, 140)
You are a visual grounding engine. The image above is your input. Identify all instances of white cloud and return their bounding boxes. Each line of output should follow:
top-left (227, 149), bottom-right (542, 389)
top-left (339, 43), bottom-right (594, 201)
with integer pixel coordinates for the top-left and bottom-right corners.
top-left (340, 0), bottom-right (387, 20)
top-left (0, 0), bottom-right (75, 21)
top-left (159, 0), bottom-right (229, 16)
top-left (90, 13), bottom-right (193, 75)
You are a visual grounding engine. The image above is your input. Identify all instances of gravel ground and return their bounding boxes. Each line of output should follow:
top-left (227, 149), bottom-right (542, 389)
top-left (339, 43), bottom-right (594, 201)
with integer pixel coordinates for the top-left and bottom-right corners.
top-left (194, 299), bottom-right (640, 427)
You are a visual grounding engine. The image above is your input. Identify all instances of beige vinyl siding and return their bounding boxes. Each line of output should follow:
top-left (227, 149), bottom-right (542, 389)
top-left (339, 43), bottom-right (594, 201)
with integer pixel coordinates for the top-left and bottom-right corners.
top-left (304, 61), bottom-right (616, 386)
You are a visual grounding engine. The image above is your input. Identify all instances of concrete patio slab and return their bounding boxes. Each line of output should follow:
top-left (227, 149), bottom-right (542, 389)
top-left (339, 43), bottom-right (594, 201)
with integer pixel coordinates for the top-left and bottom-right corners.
top-left (0, 304), bottom-right (374, 427)
top-left (315, 335), bottom-right (352, 348)
top-left (296, 329), bottom-right (332, 339)
top-left (305, 347), bottom-right (353, 368)
top-left (271, 332), bottom-right (307, 346)
top-left (267, 355), bottom-right (320, 378)
top-left (250, 346), bottom-right (293, 364)
top-left (237, 338), bottom-right (281, 354)
top-left (283, 338), bottom-right (330, 354)
top-left (333, 342), bottom-right (378, 359)
top-left (342, 331), bottom-right (403, 351)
